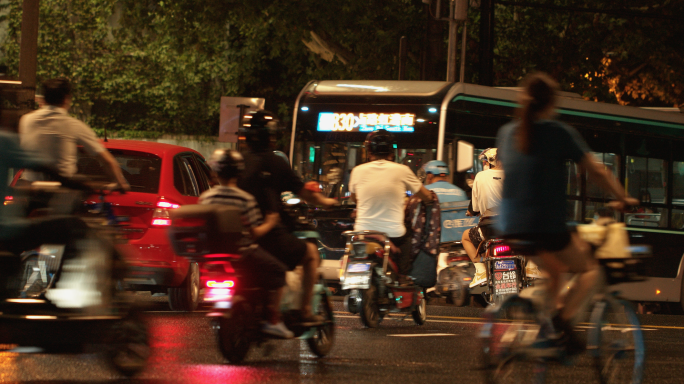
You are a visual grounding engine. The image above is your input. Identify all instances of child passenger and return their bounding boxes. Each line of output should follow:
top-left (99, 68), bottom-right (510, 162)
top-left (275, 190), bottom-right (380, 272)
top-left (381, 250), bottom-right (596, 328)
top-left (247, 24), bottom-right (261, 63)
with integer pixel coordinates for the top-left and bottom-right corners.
top-left (199, 149), bottom-right (293, 339)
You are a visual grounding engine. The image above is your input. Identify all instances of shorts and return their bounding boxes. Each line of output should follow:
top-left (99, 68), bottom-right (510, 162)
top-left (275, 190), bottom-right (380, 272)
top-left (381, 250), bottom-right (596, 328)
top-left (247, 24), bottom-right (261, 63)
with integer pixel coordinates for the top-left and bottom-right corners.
top-left (257, 227), bottom-right (308, 270)
top-left (504, 231), bottom-right (572, 253)
top-left (237, 245), bottom-right (287, 290)
top-left (468, 226), bottom-right (485, 254)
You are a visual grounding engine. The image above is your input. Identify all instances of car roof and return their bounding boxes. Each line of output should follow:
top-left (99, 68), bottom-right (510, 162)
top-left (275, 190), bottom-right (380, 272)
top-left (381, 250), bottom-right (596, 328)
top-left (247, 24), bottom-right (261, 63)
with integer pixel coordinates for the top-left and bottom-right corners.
top-left (101, 139), bottom-right (202, 158)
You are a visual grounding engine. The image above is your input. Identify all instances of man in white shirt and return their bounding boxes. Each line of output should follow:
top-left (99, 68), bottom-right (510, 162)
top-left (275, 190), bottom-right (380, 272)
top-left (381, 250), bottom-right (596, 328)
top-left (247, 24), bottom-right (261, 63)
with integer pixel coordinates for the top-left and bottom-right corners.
top-left (462, 148), bottom-right (503, 286)
top-left (19, 78), bottom-right (129, 190)
top-left (349, 129), bottom-right (433, 285)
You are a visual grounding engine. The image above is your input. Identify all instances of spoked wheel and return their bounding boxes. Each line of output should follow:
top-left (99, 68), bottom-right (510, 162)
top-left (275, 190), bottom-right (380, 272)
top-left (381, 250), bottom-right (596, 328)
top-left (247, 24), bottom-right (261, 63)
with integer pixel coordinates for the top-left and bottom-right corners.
top-left (588, 297), bottom-right (645, 384)
top-left (306, 289), bottom-right (336, 357)
top-left (359, 282), bottom-right (383, 328)
top-left (217, 299), bottom-right (252, 364)
top-left (105, 311), bottom-right (150, 377)
top-left (412, 290), bottom-right (427, 325)
top-left (480, 296), bottom-right (547, 384)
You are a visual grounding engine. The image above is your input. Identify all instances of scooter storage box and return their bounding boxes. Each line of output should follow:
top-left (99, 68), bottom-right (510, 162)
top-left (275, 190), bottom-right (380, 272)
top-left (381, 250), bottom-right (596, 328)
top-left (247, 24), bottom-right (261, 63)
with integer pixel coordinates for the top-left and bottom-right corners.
top-left (168, 204), bottom-right (245, 261)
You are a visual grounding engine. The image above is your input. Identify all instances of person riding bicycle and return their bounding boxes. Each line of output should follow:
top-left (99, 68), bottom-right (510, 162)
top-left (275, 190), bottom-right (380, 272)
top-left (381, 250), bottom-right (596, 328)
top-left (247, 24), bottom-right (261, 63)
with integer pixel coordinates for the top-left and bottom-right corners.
top-left (199, 148), bottom-right (293, 338)
top-left (18, 78), bottom-right (129, 191)
top-left (496, 72), bottom-right (637, 353)
top-left (461, 148), bottom-right (504, 287)
top-left (0, 128), bottom-right (94, 301)
top-left (237, 111), bottom-right (336, 325)
top-left (349, 129), bottom-right (434, 286)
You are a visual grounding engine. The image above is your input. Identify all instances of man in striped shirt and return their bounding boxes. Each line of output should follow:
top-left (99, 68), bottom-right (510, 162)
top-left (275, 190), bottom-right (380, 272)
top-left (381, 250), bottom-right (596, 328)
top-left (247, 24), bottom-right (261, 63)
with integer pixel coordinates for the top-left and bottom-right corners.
top-left (199, 149), bottom-right (292, 339)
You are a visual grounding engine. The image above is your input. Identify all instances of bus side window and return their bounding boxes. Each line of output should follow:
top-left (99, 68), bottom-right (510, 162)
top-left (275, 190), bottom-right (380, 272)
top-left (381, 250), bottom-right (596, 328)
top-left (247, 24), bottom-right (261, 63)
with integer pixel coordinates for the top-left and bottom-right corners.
top-left (671, 161), bottom-right (684, 229)
top-left (565, 160), bottom-right (582, 222)
top-left (624, 156), bottom-right (668, 228)
top-left (586, 153), bottom-right (620, 200)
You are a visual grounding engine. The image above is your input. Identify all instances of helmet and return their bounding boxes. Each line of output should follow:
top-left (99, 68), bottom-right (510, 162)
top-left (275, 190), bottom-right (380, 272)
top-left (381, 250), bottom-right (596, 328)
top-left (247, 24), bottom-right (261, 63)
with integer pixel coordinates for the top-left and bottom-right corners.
top-left (479, 148), bottom-right (498, 168)
top-left (423, 160), bottom-right (450, 176)
top-left (364, 129), bottom-right (395, 156)
top-left (273, 150), bottom-right (290, 165)
top-left (241, 110), bottom-right (279, 151)
top-left (207, 149), bottom-right (245, 179)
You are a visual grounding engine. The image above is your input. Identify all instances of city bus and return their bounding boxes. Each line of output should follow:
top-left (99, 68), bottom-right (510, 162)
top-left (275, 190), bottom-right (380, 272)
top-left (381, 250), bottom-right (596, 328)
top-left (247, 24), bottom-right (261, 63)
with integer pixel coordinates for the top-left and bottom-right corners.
top-left (289, 80), bottom-right (684, 309)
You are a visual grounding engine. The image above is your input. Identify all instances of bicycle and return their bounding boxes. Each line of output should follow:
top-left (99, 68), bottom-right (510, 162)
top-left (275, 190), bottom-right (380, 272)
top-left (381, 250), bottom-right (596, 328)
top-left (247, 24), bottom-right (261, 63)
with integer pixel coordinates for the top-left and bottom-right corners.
top-left (479, 239), bottom-right (650, 384)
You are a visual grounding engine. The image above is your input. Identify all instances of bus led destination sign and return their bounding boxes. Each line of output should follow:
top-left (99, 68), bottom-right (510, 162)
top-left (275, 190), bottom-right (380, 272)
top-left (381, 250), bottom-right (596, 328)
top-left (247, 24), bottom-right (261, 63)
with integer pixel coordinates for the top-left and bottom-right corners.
top-left (317, 112), bottom-right (415, 133)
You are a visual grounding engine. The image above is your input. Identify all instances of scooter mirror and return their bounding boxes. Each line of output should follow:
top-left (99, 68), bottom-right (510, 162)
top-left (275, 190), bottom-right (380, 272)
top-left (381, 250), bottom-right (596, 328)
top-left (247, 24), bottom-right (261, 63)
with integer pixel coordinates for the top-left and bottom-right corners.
top-left (456, 140), bottom-right (474, 172)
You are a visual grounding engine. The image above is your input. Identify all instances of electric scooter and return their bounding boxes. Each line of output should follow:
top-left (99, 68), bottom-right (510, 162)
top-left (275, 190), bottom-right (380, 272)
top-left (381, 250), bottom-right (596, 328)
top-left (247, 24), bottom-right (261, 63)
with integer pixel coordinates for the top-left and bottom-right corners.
top-left (168, 201), bottom-right (335, 364)
top-left (341, 230), bottom-right (427, 328)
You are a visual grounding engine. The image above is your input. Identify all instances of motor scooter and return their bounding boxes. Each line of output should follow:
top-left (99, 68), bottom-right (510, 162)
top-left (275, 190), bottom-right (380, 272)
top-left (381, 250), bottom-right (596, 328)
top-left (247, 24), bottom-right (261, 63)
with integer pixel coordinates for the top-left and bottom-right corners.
top-left (0, 180), bottom-right (149, 377)
top-left (168, 201), bottom-right (335, 364)
top-left (432, 241), bottom-right (473, 306)
top-left (341, 230), bottom-right (427, 328)
top-left (466, 215), bottom-right (540, 306)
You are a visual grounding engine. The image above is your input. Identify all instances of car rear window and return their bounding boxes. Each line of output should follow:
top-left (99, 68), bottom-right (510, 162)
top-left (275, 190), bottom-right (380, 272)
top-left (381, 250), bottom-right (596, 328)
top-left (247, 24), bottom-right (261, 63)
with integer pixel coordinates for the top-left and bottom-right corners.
top-left (77, 149), bottom-right (162, 194)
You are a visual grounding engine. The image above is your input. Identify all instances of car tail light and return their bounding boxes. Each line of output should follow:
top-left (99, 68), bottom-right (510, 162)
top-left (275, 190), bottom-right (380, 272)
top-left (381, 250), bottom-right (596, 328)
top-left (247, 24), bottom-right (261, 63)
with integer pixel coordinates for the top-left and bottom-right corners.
top-left (151, 199), bottom-right (180, 226)
top-left (206, 280), bottom-right (235, 288)
top-left (4, 196), bottom-right (13, 206)
top-left (157, 201), bottom-right (180, 209)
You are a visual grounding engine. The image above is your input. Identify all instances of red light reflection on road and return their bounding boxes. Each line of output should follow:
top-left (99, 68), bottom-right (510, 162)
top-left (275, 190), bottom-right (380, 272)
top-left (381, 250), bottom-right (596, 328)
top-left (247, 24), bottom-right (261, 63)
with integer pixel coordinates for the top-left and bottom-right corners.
top-left (148, 318), bottom-right (196, 365)
top-left (175, 365), bottom-right (279, 384)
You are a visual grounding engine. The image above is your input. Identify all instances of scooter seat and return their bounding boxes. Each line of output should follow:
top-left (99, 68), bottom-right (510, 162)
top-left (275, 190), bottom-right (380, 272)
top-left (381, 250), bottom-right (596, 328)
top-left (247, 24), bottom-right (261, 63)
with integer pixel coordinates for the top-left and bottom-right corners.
top-left (504, 239), bottom-right (537, 255)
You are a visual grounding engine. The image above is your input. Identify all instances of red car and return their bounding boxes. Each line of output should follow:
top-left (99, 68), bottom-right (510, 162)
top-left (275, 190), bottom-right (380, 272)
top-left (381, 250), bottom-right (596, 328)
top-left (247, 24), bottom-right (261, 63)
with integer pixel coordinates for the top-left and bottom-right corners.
top-left (11, 140), bottom-right (214, 311)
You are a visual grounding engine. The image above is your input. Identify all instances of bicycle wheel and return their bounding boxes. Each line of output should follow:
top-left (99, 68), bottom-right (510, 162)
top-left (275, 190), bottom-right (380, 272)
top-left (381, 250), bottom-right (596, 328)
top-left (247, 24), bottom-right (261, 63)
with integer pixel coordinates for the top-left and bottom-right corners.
top-left (480, 296), bottom-right (547, 384)
top-left (588, 297), bottom-right (645, 384)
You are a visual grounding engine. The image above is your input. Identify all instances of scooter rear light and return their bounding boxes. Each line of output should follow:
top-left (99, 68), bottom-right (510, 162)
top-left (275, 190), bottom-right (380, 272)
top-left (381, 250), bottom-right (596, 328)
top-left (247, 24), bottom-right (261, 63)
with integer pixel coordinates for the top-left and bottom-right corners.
top-left (447, 255), bottom-right (470, 263)
top-left (205, 288), bottom-right (233, 302)
top-left (493, 245), bottom-right (513, 256)
top-left (4, 195), bottom-right (13, 206)
top-left (206, 280), bottom-right (235, 288)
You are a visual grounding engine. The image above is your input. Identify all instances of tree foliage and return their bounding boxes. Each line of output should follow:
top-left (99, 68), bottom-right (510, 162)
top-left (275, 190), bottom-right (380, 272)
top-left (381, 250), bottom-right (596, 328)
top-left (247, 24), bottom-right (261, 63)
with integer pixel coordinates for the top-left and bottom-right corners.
top-left (485, 0), bottom-right (684, 106)
top-left (0, 0), bottom-right (680, 138)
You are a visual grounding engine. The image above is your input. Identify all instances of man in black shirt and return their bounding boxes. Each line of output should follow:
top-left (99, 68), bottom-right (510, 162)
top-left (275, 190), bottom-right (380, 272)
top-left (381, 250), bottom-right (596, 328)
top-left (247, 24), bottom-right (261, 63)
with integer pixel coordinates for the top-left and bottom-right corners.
top-left (238, 111), bottom-right (336, 324)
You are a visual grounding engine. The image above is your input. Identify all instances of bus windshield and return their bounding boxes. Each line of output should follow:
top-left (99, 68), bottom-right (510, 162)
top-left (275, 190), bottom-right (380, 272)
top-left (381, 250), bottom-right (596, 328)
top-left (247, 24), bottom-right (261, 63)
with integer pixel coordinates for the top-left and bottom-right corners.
top-left (292, 140), bottom-right (437, 202)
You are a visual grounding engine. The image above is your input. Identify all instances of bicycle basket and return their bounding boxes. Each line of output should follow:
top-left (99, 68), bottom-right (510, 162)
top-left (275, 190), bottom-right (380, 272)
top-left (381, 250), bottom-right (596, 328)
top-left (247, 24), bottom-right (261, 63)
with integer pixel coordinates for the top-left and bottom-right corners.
top-left (600, 245), bottom-right (651, 285)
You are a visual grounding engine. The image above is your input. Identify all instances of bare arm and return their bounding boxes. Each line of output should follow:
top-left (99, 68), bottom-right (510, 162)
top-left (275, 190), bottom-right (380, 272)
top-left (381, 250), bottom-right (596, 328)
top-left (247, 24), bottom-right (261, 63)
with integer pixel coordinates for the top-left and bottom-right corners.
top-left (580, 153), bottom-right (638, 209)
top-left (413, 186), bottom-right (434, 204)
top-left (298, 187), bottom-right (337, 208)
top-left (251, 212), bottom-right (279, 239)
top-left (96, 150), bottom-right (130, 190)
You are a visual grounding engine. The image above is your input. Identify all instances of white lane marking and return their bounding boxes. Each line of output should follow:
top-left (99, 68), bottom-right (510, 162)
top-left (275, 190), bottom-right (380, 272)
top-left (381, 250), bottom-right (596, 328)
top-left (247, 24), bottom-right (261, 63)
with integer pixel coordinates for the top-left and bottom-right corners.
top-left (388, 333), bottom-right (456, 337)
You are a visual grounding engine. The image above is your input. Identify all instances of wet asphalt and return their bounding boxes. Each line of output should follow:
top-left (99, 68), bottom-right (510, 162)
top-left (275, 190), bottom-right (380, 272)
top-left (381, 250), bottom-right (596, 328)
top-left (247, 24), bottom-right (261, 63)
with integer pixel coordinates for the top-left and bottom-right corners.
top-left (2, 294), bottom-right (684, 384)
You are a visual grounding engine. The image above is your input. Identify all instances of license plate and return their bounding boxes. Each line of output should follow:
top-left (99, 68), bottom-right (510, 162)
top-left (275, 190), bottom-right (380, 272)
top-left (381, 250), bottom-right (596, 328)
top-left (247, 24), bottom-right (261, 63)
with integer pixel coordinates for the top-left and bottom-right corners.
top-left (347, 263), bottom-right (371, 273)
top-left (343, 274), bottom-right (370, 289)
top-left (493, 269), bottom-right (519, 295)
top-left (494, 259), bottom-right (516, 270)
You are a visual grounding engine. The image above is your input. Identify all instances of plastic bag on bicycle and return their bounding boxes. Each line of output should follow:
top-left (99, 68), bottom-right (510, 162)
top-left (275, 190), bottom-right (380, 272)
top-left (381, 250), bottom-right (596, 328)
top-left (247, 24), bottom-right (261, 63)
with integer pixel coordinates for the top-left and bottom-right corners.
top-left (576, 220), bottom-right (651, 285)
